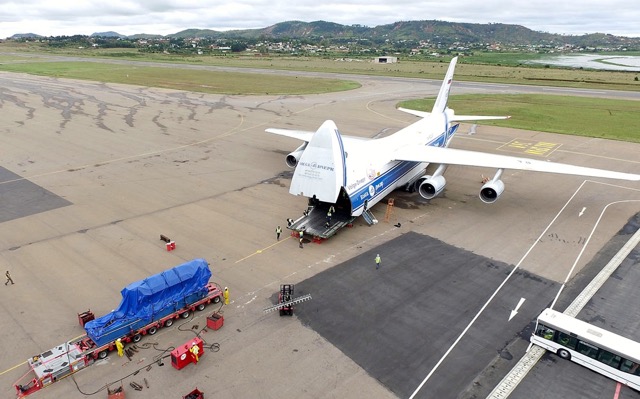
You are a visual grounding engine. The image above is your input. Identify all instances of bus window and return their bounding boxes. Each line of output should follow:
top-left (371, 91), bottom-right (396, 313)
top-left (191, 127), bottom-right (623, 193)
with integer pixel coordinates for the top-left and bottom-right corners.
top-left (557, 331), bottom-right (577, 349)
top-left (621, 360), bottom-right (640, 376)
top-left (576, 340), bottom-right (599, 359)
top-left (535, 324), bottom-right (555, 340)
top-left (598, 350), bottom-right (622, 369)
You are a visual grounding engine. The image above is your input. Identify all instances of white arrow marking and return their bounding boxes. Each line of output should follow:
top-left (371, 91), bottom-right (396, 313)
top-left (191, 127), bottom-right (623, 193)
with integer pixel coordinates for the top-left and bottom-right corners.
top-left (509, 297), bottom-right (526, 321)
top-left (579, 207), bottom-right (586, 217)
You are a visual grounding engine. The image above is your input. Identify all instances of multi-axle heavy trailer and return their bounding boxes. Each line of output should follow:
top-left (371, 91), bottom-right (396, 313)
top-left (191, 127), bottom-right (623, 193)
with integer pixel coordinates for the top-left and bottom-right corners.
top-left (15, 259), bottom-right (223, 397)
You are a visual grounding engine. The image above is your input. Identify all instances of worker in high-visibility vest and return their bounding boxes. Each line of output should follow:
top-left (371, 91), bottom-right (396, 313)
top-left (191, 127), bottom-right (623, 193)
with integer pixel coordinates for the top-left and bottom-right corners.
top-left (115, 338), bottom-right (124, 357)
top-left (223, 287), bottom-right (229, 305)
top-left (189, 343), bottom-right (200, 363)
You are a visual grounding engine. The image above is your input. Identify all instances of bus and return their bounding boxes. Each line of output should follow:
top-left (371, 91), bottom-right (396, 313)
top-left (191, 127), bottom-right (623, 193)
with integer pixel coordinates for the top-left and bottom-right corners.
top-left (531, 308), bottom-right (640, 390)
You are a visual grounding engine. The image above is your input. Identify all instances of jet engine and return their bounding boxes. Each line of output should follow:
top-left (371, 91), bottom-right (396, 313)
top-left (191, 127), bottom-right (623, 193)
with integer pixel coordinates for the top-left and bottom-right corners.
top-left (418, 175), bottom-right (446, 200)
top-left (417, 164), bottom-right (448, 200)
top-left (285, 143), bottom-right (307, 168)
top-left (479, 169), bottom-right (505, 203)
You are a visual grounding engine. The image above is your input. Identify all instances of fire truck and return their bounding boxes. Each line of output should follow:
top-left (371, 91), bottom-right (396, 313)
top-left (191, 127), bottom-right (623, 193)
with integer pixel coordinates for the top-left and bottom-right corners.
top-left (15, 259), bottom-right (223, 397)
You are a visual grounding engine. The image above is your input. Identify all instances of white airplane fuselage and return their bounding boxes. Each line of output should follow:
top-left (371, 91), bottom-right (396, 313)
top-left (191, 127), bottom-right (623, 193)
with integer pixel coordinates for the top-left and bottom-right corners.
top-left (342, 113), bottom-right (454, 216)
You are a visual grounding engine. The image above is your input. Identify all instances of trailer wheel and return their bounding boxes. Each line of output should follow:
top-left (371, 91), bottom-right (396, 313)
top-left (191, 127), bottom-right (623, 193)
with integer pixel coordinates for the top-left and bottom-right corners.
top-left (132, 334), bottom-right (142, 343)
top-left (164, 319), bottom-right (174, 327)
top-left (148, 326), bottom-right (158, 335)
top-left (181, 310), bottom-right (191, 319)
top-left (212, 296), bottom-right (221, 304)
top-left (196, 303), bottom-right (206, 311)
top-left (98, 350), bottom-right (108, 360)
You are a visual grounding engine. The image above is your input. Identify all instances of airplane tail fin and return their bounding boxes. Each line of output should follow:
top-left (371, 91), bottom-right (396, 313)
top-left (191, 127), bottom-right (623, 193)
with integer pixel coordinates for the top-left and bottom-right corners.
top-left (431, 56), bottom-right (458, 114)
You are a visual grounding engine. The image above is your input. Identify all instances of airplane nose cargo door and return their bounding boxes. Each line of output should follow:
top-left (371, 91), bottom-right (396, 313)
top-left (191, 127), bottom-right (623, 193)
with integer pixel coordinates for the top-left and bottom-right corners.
top-left (290, 120), bottom-right (346, 204)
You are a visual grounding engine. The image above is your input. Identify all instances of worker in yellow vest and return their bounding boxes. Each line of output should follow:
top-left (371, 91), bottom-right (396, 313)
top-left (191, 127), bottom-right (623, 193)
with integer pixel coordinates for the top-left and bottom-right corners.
top-left (115, 338), bottom-right (124, 357)
top-left (223, 287), bottom-right (230, 305)
top-left (189, 343), bottom-right (200, 363)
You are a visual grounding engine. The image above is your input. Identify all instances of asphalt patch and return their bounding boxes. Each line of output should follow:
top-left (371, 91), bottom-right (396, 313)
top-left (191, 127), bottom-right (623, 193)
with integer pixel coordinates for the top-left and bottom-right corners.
top-left (295, 231), bottom-right (558, 398)
top-left (0, 167), bottom-right (71, 223)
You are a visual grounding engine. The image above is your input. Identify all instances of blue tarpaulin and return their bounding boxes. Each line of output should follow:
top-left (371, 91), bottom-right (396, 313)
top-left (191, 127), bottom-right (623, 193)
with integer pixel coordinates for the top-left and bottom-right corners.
top-left (85, 259), bottom-right (212, 346)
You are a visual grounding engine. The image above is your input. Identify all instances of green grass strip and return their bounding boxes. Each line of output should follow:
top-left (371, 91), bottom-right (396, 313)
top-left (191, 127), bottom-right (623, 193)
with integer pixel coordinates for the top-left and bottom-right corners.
top-left (400, 94), bottom-right (640, 143)
top-left (0, 61), bottom-right (360, 95)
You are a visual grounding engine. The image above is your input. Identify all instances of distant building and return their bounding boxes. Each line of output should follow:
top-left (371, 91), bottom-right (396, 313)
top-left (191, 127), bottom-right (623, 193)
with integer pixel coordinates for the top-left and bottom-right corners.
top-left (374, 56), bottom-right (398, 64)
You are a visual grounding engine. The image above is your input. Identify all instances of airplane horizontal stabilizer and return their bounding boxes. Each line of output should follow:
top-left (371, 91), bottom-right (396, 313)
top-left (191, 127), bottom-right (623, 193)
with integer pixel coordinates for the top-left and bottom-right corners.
top-left (449, 115), bottom-right (511, 122)
top-left (394, 146), bottom-right (640, 181)
top-left (398, 108), bottom-right (509, 122)
top-left (398, 107), bottom-right (431, 118)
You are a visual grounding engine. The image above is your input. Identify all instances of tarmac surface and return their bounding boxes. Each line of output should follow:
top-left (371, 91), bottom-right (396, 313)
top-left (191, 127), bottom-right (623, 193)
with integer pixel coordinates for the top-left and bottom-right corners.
top-left (1, 60), bottom-right (639, 399)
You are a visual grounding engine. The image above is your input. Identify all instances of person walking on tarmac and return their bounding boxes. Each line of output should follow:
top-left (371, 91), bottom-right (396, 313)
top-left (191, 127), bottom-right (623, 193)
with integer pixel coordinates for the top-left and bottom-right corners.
top-left (5, 270), bottom-right (14, 285)
top-left (223, 287), bottom-right (230, 305)
top-left (276, 225), bottom-right (282, 241)
top-left (375, 254), bottom-right (381, 270)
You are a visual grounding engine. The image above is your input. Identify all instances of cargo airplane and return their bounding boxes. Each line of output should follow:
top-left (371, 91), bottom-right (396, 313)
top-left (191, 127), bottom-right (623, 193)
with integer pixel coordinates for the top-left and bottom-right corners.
top-left (266, 57), bottom-right (640, 239)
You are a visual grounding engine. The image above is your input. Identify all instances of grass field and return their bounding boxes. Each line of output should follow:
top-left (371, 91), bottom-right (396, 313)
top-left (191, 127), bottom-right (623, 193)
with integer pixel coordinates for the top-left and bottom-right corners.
top-left (0, 61), bottom-right (360, 95)
top-left (400, 94), bottom-right (640, 143)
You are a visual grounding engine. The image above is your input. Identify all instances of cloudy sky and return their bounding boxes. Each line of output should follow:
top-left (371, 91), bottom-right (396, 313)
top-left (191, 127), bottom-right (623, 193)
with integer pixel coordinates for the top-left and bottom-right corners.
top-left (1, 0), bottom-right (639, 39)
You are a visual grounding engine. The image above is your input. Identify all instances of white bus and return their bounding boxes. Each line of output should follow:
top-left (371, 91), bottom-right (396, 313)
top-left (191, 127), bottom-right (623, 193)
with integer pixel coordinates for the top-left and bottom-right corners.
top-left (531, 308), bottom-right (640, 390)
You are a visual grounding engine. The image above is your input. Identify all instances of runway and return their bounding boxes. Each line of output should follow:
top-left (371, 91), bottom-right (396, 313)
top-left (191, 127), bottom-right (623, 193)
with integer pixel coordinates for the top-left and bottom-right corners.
top-left (0, 64), bottom-right (639, 398)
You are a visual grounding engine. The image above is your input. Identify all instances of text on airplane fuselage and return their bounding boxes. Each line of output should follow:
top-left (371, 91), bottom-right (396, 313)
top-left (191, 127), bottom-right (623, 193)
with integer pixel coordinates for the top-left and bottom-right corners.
top-left (347, 177), bottom-right (366, 191)
top-left (360, 181), bottom-right (384, 200)
top-left (299, 161), bottom-right (334, 171)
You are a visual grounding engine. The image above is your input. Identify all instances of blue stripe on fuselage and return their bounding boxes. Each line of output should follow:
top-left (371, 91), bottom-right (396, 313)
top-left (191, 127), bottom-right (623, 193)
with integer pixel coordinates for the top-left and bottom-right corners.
top-left (350, 160), bottom-right (421, 212)
top-left (348, 129), bottom-right (448, 213)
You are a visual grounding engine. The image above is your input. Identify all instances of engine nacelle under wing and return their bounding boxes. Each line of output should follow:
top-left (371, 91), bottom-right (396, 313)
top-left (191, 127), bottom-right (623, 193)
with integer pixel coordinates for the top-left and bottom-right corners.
top-left (418, 175), bottom-right (446, 200)
top-left (286, 143), bottom-right (307, 168)
top-left (479, 179), bottom-right (505, 203)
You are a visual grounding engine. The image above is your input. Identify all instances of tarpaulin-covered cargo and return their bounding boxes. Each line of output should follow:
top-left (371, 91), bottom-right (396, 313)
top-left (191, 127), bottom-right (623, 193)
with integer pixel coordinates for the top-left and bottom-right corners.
top-left (85, 259), bottom-right (212, 346)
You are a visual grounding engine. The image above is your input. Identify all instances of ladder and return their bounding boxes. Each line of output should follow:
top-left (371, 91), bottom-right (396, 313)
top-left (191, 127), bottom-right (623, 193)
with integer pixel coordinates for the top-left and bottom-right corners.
top-left (263, 294), bottom-right (312, 313)
top-left (362, 209), bottom-right (378, 225)
top-left (384, 198), bottom-right (395, 223)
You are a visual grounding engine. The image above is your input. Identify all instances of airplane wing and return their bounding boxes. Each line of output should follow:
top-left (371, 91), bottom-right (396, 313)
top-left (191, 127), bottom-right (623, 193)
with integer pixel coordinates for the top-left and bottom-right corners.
top-left (266, 128), bottom-right (371, 144)
top-left (393, 145), bottom-right (640, 181)
top-left (266, 128), bottom-right (315, 142)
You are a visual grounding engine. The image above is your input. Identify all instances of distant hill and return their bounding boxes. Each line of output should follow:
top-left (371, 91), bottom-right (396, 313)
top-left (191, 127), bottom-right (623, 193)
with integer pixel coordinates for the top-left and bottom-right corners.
top-left (11, 33), bottom-right (43, 39)
top-left (9, 20), bottom-right (640, 48)
top-left (164, 20), bottom-right (640, 48)
top-left (91, 31), bottom-right (125, 38)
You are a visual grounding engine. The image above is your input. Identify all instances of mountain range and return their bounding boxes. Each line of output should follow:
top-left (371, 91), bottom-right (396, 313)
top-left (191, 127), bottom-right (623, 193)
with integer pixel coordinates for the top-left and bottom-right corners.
top-left (11, 20), bottom-right (640, 48)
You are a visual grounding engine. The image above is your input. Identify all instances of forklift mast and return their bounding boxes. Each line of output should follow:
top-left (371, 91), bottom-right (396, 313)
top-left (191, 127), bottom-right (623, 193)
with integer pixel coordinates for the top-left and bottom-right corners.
top-left (279, 284), bottom-right (294, 316)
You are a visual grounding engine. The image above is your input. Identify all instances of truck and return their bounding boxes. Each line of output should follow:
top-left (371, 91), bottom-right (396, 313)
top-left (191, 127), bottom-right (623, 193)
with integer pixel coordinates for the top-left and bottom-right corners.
top-left (15, 258), bottom-right (223, 398)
